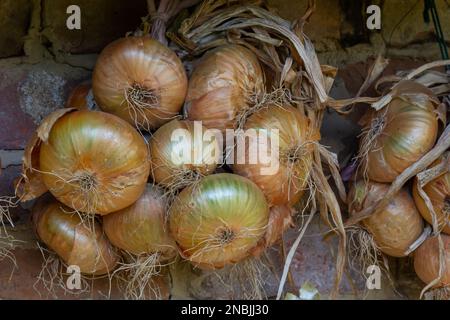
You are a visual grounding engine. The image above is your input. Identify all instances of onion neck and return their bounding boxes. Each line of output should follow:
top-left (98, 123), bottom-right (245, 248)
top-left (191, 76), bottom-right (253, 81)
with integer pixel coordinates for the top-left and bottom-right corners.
top-left (217, 227), bottom-right (235, 245)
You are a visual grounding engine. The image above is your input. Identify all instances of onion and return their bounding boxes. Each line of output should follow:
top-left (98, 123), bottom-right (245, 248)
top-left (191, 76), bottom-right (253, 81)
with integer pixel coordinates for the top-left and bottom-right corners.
top-left (169, 173), bottom-right (269, 269)
top-left (413, 153), bottom-right (450, 235)
top-left (414, 235), bottom-right (450, 288)
top-left (32, 195), bottom-right (118, 275)
top-left (251, 205), bottom-right (294, 257)
top-left (348, 180), bottom-right (424, 257)
top-left (39, 110), bottom-right (150, 215)
top-left (92, 36), bottom-right (188, 131)
top-left (149, 119), bottom-right (219, 188)
top-left (358, 82), bottom-right (439, 182)
top-left (103, 184), bottom-right (176, 259)
top-left (185, 45), bottom-right (265, 131)
top-left (103, 184), bottom-right (176, 299)
top-left (66, 81), bottom-right (92, 110)
top-left (233, 104), bottom-right (319, 206)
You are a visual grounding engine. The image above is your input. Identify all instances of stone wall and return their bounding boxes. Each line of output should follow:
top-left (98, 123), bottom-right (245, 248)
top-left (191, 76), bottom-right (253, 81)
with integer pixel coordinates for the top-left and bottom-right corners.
top-left (1, 1), bottom-right (449, 61)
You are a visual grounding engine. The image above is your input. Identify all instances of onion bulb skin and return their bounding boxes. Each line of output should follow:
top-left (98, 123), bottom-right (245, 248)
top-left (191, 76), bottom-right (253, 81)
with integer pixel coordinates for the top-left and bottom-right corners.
top-left (414, 235), bottom-right (450, 288)
top-left (186, 45), bottom-right (264, 132)
top-left (32, 195), bottom-right (118, 275)
top-left (92, 36), bottom-right (188, 130)
top-left (39, 110), bottom-right (150, 215)
top-left (149, 119), bottom-right (219, 188)
top-left (103, 184), bottom-right (176, 259)
top-left (412, 154), bottom-right (450, 235)
top-left (233, 105), bottom-right (319, 206)
top-left (361, 83), bottom-right (438, 183)
top-left (66, 81), bottom-right (92, 110)
top-left (348, 180), bottom-right (424, 257)
top-left (169, 173), bottom-right (269, 269)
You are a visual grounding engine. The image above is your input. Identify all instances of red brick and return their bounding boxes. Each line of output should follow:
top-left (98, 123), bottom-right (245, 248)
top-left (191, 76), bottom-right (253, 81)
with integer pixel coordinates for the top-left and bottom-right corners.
top-left (0, 60), bottom-right (90, 149)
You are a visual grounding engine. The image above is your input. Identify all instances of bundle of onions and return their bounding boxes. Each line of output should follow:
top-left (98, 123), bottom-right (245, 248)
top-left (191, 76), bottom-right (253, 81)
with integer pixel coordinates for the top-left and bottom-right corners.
top-left (149, 119), bottom-right (220, 189)
top-left (414, 235), bottom-right (450, 290)
top-left (169, 173), bottom-right (269, 269)
top-left (413, 153), bottom-right (450, 235)
top-left (357, 82), bottom-right (439, 183)
top-left (185, 45), bottom-right (265, 131)
top-left (103, 184), bottom-right (176, 299)
top-left (348, 180), bottom-right (424, 257)
top-left (233, 105), bottom-right (319, 206)
top-left (92, 36), bottom-right (188, 131)
top-left (38, 110), bottom-right (150, 215)
top-left (32, 195), bottom-right (118, 275)
top-left (66, 81), bottom-right (93, 110)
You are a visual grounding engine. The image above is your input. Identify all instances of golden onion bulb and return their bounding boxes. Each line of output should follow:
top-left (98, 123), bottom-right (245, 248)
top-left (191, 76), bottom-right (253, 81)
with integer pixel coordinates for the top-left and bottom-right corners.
top-left (39, 110), bottom-right (150, 215)
top-left (149, 119), bottom-right (220, 188)
top-left (92, 36), bottom-right (188, 130)
top-left (360, 85), bottom-right (438, 183)
top-left (66, 81), bottom-right (92, 110)
top-left (169, 173), bottom-right (269, 269)
top-left (251, 205), bottom-right (294, 257)
top-left (32, 196), bottom-right (118, 275)
top-left (186, 45), bottom-right (265, 131)
top-left (348, 180), bottom-right (424, 257)
top-left (233, 105), bottom-right (319, 206)
top-left (413, 153), bottom-right (450, 235)
top-left (414, 235), bottom-right (450, 288)
top-left (103, 184), bottom-right (176, 260)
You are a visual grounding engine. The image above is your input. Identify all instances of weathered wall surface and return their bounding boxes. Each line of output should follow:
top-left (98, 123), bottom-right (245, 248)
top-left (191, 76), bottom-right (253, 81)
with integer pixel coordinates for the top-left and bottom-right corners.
top-left (0, 0), bottom-right (32, 58)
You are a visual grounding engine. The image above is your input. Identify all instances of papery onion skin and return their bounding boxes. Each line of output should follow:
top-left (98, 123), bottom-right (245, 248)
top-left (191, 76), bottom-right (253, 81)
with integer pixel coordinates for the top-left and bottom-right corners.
top-left (186, 45), bottom-right (264, 131)
top-left (92, 37), bottom-right (188, 130)
top-left (66, 81), bottom-right (91, 110)
top-left (169, 173), bottom-right (269, 269)
top-left (412, 155), bottom-right (450, 235)
top-left (103, 184), bottom-right (176, 259)
top-left (364, 96), bottom-right (438, 183)
top-left (149, 119), bottom-right (219, 187)
top-left (32, 195), bottom-right (118, 275)
top-left (39, 110), bottom-right (150, 215)
top-left (348, 180), bottom-right (424, 257)
top-left (233, 105), bottom-right (319, 206)
top-left (414, 235), bottom-right (450, 287)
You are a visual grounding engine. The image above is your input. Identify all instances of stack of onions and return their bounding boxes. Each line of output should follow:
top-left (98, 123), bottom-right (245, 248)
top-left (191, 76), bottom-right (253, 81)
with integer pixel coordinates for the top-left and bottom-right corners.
top-left (169, 173), bottom-right (269, 269)
top-left (358, 82), bottom-right (439, 182)
top-left (414, 235), bottom-right (450, 289)
top-left (185, 45), bottom-right (265, 131)
top-left (413, 153), bottom-right (450, 235)
top-left (149, 119), bottom-right (220, 189)
top-left (348, 180), bottom-right (424, 257)
top-left (233, 104), bottom-right (319, 206)
top-left (103, 184), bottom-right (176, 299)
top-left (37, 110), bottom-right (150, 215)
top-left (32, 195), bottom-right (118, 275)
top-left (92, 36), bottom-right (188, 131)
